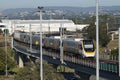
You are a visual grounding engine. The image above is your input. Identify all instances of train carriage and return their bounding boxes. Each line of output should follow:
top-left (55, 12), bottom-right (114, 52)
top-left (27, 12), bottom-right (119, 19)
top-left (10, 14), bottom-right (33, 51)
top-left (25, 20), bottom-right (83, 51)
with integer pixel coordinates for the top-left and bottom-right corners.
top-left (44, 37), bottom-right (60, 50)
top-left (32, 34), bottom-right (39, 45)
top-left (14, 32), bottom-right (95, 57)
top-left (63, 40), bottom-right (78, 54)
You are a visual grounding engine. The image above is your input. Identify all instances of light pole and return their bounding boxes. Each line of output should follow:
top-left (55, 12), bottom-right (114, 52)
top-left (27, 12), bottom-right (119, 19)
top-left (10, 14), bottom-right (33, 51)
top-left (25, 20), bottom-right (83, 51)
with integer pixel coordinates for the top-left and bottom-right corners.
top-left (96, 0), bottom-right (99, 80)
top-left (3, 16), bottom-right (8, 76)
top-left (0, 24), bottom-right (7, 76)
top-left (106, 18), bottom-right (109, 34)
top-left (29, 24), bottom-right (32, 52)
top-left (0, 22), bottom-right (8, 76)
top-left (119, 28), bottom-right (120, 77)
top-left (60, 22), bottom-right (63, 64)
top-left (38, 6), bottom-right (43, 80)
top-left (48, 11), bottom-right (51, 34)
top-left (62, 15), bottom-right (65, 38)
top-left (5, 25), bottom-right (8, 76)
top-left (60, 15), bottom-right (64, 64)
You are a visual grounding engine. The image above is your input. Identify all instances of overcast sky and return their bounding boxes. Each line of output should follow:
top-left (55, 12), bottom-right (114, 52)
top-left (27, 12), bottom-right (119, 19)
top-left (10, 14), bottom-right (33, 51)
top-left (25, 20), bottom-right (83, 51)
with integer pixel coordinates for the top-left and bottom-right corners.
top-left (0, 0), bottom-right (120, 10)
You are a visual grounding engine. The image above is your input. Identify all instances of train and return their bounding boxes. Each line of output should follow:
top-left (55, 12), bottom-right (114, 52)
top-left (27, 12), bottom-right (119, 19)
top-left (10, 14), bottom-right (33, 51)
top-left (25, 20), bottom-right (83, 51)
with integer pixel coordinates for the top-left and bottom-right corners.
top-left (14, 31), bottom-right (95, 57)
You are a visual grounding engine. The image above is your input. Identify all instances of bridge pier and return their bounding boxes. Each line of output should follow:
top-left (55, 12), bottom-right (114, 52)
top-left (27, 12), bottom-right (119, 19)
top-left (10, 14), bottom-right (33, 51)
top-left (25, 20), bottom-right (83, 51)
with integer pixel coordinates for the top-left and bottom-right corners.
top-left (14, 51), bottom-right (25, 68)
top-left (14, 50), bottom-right (19, 66)
top-left (14, 51), bottom-right (24, 68)
top-left (28, 56), bottom-right (37, 64)
top-left (18, 54), bottom-right (24, 68)
top-left (14, 50), bottom-right (34, 68)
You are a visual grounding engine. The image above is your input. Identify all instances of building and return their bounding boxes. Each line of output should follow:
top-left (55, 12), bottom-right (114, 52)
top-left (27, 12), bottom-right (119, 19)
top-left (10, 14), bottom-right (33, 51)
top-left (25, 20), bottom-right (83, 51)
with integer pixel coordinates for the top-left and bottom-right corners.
top-left (2, 19), bottom-right (89, 35)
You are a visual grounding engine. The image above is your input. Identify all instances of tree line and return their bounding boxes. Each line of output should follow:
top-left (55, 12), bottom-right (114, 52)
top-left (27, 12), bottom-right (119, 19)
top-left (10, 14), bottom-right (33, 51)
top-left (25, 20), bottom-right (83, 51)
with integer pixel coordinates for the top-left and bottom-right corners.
top-left (72, 15), bottom-right (117, 47)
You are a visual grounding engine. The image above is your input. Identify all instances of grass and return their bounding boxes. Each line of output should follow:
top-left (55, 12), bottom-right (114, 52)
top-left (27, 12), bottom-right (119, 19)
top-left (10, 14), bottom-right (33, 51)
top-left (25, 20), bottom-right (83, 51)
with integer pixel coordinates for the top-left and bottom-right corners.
top-left (107, 39), bottom-right (118, 50)
top-left (99, 39), bottom-right (118, 59)
top-left (57, 65), bottom-right (74, 72)
top-left (0, 75), bottom-right (14, 80)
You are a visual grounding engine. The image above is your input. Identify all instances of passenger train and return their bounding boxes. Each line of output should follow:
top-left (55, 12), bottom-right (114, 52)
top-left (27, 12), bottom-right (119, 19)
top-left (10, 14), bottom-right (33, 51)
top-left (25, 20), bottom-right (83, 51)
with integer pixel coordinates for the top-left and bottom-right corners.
top-left (14, 32), bottom-right (95, 57)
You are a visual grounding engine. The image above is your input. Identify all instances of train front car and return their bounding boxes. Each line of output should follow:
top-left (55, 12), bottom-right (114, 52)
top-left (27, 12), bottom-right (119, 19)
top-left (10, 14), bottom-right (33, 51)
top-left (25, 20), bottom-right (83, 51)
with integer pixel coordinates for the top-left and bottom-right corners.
top-left (81, 39), bottom-right (95, 57)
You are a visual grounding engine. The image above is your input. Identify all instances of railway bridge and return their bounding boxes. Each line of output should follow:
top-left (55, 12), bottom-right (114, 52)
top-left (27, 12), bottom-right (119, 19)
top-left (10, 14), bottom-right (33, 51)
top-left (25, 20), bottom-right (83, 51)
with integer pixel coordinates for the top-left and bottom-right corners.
top-left (12, 37), bottom-right (120, 80)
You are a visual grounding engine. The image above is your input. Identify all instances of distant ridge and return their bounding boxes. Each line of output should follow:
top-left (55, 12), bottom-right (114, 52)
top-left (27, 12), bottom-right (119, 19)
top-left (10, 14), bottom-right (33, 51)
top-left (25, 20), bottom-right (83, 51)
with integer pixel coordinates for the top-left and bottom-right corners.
top-left (1, 8), bottom-right (36, 15)
top-left (0, 6), bottom-right (120, 19)
top-left (1, 6), bottom-right (120, 14)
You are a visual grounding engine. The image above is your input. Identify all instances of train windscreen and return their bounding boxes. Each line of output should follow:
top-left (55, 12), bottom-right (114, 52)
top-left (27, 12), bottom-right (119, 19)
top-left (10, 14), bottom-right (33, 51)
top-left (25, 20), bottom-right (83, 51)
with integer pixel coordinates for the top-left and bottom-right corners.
top-left (83, 40), bottom-right (94, 52)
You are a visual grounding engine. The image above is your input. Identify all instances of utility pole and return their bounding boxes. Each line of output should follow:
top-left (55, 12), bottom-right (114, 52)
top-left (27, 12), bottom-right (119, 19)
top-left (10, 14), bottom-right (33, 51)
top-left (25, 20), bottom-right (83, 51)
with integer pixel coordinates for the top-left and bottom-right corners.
top-left (106, 23), bottom-right (108, 34)
top-left (96, 0), bottom-right (99, 80)
top-left (119, 28), bottom-right (120, 77)
top-left (5, 25), bottom-right (8, 76)
top-left (60, 23), bottom-right (63, 64)
top-left (60, 15), bottom-right (65, 64)
top-left (38, 6), bottom-right (43, 80)
top-left (29, 24), bottom-right (32, 52)
top-left (0, 22), bottom-right (8, 76)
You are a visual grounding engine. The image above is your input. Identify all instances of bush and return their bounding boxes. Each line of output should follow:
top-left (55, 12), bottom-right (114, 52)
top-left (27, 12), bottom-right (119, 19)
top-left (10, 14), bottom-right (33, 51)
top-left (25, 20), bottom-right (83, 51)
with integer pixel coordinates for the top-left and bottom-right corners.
top-left (14, 62), bottom-right (65, 80)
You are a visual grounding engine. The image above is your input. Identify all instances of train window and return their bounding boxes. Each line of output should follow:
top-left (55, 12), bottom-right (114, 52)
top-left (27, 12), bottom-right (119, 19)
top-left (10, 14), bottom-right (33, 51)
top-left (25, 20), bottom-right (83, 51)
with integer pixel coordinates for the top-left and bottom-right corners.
top-left (84, 44), bottom-right (93, 48)
top-left (62, 42), bottom-right (63, 47)
top-left (83, 40), bottom-right (94, 52)
top-left (66, 41), bottom-right (75, 47)
top-left (58, 41), bottom-right (60, 46)
top-left (83, 40), bottom-right (93, 44)
top-left (24, 35), bottom-right (26, 39)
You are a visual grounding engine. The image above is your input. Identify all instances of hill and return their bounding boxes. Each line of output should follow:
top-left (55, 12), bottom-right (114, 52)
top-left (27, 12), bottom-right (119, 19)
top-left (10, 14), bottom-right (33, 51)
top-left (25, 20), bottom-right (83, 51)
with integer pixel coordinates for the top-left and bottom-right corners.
top-left (0, 6), bottom-right (120, 19)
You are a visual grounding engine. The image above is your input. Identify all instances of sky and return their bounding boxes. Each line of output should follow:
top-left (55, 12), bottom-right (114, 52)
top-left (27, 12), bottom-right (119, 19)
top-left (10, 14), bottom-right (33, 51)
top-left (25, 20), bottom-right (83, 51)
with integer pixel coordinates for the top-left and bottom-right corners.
top-left (0, 0), bottom-right (120, 10)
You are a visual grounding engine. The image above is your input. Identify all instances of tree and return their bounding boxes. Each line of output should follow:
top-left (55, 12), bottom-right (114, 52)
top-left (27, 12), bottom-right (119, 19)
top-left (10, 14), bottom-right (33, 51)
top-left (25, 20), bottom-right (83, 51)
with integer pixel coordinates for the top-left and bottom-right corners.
top-left (0, 48), bottom-right (6, 71)
top-left (0, 47), bottom-right (16, 74)
top-left (86, 23), bottom-right (110, 47)
top-left (3, 29), bottom-right (9, 36)
top-left (0, 29), bottom-right (3, 34)
top-left (99, 23), bottom-right (111, 47)
top-left (14, 63), bottom-right (39, 80)
top-left (83, 15), bottom-right (112, 47)
top-left (72, 18), bottom-right (84, 24)
top-left (7, 47), bottom-right (16, 70)
top-left (14, 62), bottom-right (65, 80)
top-left (86, 23), bottom-right (96, 40)
top-left (43, 63), bottom-right (65, 80)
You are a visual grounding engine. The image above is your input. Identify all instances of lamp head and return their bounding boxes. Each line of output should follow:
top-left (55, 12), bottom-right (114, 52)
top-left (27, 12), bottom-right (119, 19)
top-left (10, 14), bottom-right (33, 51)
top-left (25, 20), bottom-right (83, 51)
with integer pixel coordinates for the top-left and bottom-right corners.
top-left (38, 6), bottom-right (44, 9)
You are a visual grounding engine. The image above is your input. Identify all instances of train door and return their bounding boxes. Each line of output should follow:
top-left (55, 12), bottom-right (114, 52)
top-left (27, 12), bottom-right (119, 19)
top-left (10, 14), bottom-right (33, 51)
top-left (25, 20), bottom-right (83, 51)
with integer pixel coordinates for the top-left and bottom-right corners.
top-left (78, 43), bottom-right (83, 55)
